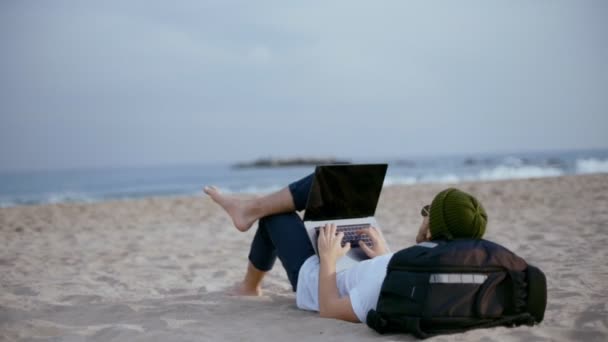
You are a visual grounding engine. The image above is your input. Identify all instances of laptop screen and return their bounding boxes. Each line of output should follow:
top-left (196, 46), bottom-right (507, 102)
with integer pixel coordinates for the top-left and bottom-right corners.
top-left (303, 164), bottom-right (388, 221)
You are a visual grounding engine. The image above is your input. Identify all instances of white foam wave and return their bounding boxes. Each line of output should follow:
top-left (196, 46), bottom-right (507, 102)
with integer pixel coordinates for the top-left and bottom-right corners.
top-left (383, 176), bottom-right (418, 186)
top-left (478, 165), bottom-right (563, 181)
top-left (576, 158), bottom-right (608, 174)
top-left (420, 174), bottom-right (462, 184)
top-left (0, 191), bottom-right (100, 208)
top-left (383, 174), bottom-right (463, 186)
top-left (3, 156), bottom-right (605, 207)
top-left (501, 156), bottom-right (526, 167)
top-left (0, 200), bottom-right (15, 208)
top-left (45, 192), bottom-right (98, 204)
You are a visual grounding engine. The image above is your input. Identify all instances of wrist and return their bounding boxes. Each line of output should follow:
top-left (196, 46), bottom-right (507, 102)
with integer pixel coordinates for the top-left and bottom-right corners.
top-left (319, 257), bottom-right (336, 272)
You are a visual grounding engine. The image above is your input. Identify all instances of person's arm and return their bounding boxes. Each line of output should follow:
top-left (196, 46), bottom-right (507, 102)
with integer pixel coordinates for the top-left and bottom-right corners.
top-left (317, 224), bottom-right (359, 322)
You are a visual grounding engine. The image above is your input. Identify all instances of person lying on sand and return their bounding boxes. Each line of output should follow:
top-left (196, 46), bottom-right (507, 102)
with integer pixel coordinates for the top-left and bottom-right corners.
top-left (204, 173), bottom-right (487, 323)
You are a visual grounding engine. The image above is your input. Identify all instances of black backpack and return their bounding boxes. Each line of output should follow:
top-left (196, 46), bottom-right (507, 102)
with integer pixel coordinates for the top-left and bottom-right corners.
top-left (366, 239), bottom-right (547, 339)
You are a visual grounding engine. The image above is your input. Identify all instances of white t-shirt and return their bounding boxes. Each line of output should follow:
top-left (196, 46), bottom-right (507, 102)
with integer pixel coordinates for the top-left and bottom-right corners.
top-left (295, 253), bottom-right (394, 322)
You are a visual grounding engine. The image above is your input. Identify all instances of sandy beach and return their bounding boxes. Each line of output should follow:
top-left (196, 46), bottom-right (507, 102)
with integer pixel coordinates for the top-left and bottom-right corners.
top-left (1, 174), bottom-right (607, 341)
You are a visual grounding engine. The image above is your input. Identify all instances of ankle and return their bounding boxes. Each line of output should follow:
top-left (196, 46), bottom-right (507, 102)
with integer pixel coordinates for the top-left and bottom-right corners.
top-left (244, 198), bottom-right (263, 221)
top-left (239, 282), bottom-right (262, 296)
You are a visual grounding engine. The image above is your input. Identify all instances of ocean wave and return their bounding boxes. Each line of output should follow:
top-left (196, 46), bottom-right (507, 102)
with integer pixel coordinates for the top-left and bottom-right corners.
top-left (3, 153), bottom-right (606, 207)
top-left (576, 158), bottom-right (608, 174)
top-left (383, 176), bottom-right (418, 186)
top-left (0, 192), bottom-right (100, 208)
top-left (0, 200), bottom-right (17, 208)
top-left (478, 165), bottom-right (563, 181)
top-left (386, 165), bottom-right (567, 186)
top-left (46, 192), bottom-right (98, 204)
top-left (419, 174), bottom-right (462, 184)
top-left (501, 156), bottom-right (526, 167)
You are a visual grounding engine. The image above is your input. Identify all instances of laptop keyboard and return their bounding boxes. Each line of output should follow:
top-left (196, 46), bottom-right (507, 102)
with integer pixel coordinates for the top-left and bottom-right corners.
top-left (314, 224), bottom-right (373, 248)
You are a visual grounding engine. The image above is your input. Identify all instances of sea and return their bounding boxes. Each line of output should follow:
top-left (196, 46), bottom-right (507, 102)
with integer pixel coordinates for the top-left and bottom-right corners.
top-left (1, 149), bottom-right (607, 208)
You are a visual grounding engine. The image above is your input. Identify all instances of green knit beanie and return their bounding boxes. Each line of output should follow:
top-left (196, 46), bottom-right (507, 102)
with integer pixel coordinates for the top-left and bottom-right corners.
top-left (429, 188), bottom-right (487, 240)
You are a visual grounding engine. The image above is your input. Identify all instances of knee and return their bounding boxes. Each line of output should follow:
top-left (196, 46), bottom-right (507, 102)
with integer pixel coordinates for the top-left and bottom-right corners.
top-left (259, 212), bottom-right (300, 229)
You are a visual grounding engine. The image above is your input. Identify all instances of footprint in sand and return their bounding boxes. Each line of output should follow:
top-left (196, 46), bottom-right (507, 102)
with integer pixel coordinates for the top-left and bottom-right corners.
top-left (9, 285), bottom-right (38, 296)
top-left (188, 263), bottom-right (207, 270)
top-left (96, 275), bottom-right (129, 289)
top-left (212, 270), bottom-right (227, 278)
top-left (574, 303), bottom-right (608, 329)
top-left (60, 294), bottom-right (103, 304)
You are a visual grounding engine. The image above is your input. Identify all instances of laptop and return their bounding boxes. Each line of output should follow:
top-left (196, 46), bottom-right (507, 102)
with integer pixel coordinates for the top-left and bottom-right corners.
top-left (303, 163), bottom-right (390, 271)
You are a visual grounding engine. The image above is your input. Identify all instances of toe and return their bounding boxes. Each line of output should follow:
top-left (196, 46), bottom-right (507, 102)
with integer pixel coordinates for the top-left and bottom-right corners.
top-left (203, 187), bottom-right (215, 196)
top-left (203, 185), bottom-right (217, 194)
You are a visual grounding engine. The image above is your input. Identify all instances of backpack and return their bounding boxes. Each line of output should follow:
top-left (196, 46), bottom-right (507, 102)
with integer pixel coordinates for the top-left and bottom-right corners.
top-left (366, 239), bottom-right (547, 339)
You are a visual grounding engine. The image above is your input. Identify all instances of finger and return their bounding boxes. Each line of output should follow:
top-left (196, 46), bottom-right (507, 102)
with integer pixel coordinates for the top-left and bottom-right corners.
top-left (365, 229), bottom-right (380, 243)
top-left (330, 223), bottom-right (337, 237)
top-left (336, 231), bottom-right (345, 246)
top-left (359, 240), bottom-right (374, 258)
top-left (323, 224), bottom-right (331, 240)
top-left (318, 228), bottom-right (326, 246)
top-left (342, 242), bottom-right (351, 254)
top-left (358, 227), bottom-right (375, 241)
top-left (368, 227), bottom-right (380, 238)
top-left (356, 228), bottom-right (369, 236)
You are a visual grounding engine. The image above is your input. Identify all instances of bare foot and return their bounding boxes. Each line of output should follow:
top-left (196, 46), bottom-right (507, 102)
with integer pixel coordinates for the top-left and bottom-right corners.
top-left (226, 282), bottom-right (262, 297)
top-left (203, 186), bottom-right (258, 232)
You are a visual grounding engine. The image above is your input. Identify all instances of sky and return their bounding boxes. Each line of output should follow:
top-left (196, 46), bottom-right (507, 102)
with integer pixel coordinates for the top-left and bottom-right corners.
top-left (1, 0), bottom-right (607, 171)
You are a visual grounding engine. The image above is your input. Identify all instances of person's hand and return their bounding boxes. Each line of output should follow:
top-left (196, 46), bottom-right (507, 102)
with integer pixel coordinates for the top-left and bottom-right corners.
top-left (357, 227), bottom-right (389, 258)
top-left (317, 224), bottom-right (351, 263)
top-left (416, 216), bottom-right (431, 243)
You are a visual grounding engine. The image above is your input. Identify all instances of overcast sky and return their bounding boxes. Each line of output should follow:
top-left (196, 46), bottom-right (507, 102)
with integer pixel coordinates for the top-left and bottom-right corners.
top-left (1, 1), bottom-right (607, 171)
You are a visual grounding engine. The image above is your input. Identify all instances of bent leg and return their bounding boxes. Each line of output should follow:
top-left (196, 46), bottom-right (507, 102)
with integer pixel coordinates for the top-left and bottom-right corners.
top-left (248, 218), bottom-right (279, 272)
top-left (233, 262), bottom-right (265, 296)
top-left (248, 212), bottom-right (315, 291)
top-left (288, 174), bottom-right (314, 211)
top-left (204, 173), bottom-right (314, 232)
top-left (203, 186), bottom-right (295, 232)
top-left (230, 223), bottom-right (277, 296)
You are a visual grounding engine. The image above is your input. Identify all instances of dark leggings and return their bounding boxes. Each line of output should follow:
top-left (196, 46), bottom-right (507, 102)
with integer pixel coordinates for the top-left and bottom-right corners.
top-left (248, 174), bottom-right (315, 291)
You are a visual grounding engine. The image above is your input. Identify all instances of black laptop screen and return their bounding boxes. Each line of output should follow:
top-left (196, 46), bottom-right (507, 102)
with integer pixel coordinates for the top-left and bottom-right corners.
top-left (303, 164), bottom-right (387, 221)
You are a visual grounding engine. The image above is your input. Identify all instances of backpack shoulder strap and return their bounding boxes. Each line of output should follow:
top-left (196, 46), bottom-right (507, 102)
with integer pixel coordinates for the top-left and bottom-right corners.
top-left (526, 264), bottom-right (547, 323)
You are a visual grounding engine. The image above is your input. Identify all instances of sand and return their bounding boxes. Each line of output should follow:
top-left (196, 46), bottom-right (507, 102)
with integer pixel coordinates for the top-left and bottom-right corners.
top-left (1, 174), bottom-right (607, 341)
